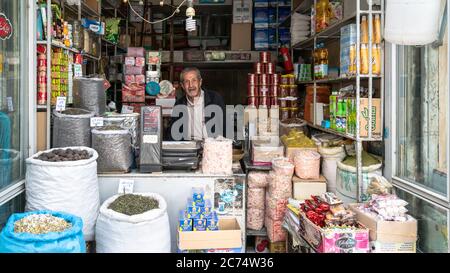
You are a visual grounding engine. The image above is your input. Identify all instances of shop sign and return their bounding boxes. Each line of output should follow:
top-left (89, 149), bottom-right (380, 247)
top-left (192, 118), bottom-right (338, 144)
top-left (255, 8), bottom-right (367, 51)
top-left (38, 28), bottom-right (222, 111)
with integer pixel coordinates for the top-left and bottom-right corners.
top-left (0, 12), bottom-right (13, 40)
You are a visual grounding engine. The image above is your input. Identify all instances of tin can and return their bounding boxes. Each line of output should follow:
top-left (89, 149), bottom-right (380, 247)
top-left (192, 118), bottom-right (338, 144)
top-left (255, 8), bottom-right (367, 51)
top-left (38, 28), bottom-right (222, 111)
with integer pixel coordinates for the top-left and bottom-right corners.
top-left (260, 51), bottom-right (271, 63)
top-left (280, 85), bottom-right (289, 97)
top-left (279, 98), bottom-right (288, 108)
top-left (290, 99), bottom-right (299, 108)
top-left (290, 107), bottom-right (299, 118)
top-left (270, 97), bottom-right (279, 106)
top-left (259, 74), bottom-right (269, 85)
top-left (281, 74), bottom-right (295, 85)
top-left (254, 62), bottom-right (263, 74)
top-left (259, 85), bottom-right (269, 97)
top-left (289, 85), bottom-right (298, 97)
top-left (74, 54), bottom-right (83, 64)
top-left (270, 85), bottom-right (279, 97)
top-left (259, 96), bottom-right (269, 106)
top-left (266, 62), bottom-right (274, 74)
top-left (248, 73), bottom-right (258, 85)
top-left (248, 96), bottom-right (258, 106)
top-left (271, 74), bottom-right (280, 85)
top-left (280, 107), bottom-right (290, 120)
top-left (248, 84), bottom-right (258, 96)
top-left (37, 87), bottom-right (47, 105)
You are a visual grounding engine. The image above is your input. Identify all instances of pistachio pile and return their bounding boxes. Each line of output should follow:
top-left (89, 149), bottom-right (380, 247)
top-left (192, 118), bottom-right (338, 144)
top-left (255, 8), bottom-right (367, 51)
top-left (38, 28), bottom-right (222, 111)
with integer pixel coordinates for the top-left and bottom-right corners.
top-left (14, 214), bottom-right (72, 234)
top-left (34, 148), bottom-right (92, 162)
top-left (109, 194), bottom-right (159, 216)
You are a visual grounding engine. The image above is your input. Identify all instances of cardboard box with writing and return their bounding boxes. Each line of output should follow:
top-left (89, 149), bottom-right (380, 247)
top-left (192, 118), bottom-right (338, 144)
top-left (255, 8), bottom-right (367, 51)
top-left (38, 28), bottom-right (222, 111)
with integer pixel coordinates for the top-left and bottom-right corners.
top-left (359, 98), bottom-right (381, 138)
top-left (231, 23), bottom-right (252, 51)
top-left (178, 217), bottom-right (242, 250)
top-left (348, 204), bottom-right (418, 253)
top-left (292, 175), bottom-right (327, 201)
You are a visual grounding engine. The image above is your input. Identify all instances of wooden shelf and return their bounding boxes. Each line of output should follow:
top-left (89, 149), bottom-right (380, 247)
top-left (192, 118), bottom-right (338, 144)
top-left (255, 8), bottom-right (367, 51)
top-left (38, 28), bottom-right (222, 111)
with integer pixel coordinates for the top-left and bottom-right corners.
top-left (297, 75), bottom-right (382, 85)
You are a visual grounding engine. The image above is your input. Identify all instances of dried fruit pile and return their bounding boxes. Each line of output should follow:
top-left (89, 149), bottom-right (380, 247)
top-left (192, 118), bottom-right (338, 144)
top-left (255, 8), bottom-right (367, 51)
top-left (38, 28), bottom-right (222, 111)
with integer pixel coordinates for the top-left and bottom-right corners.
top-left (108, 194), bottom-right (159, 216)
top-left (34, 148), bottom-right (92, 162)
top-left (14, 214), bottom-right (72, 234)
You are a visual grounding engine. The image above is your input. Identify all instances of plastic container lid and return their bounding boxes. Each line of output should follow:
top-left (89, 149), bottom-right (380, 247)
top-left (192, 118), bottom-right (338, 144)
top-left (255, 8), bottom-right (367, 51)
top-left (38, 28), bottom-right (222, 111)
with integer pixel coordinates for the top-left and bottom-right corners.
top-left (159, 80), bottom-right (173, 97)
top-left (146, 81), bottom-right (160, 96)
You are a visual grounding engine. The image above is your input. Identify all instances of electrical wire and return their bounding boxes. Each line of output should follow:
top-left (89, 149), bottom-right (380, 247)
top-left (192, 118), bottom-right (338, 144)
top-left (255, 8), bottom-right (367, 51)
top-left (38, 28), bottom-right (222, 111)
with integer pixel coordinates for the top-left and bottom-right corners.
top-left (127, 0), bottom-right (188, 24)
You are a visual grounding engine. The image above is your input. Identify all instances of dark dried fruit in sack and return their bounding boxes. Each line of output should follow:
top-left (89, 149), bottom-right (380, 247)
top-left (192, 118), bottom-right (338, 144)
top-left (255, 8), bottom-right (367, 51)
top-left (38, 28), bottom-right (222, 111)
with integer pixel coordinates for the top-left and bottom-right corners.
top-left (108, 194), bottom-right (159, 216)
top-left (34, 149), bottom-right (92, 162)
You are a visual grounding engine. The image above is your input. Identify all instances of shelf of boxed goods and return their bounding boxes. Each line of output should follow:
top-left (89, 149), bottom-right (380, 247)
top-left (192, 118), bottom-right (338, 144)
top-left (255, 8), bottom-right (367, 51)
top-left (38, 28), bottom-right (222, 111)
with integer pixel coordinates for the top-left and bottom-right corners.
top-left (278, 0), bottom-right (313, 28)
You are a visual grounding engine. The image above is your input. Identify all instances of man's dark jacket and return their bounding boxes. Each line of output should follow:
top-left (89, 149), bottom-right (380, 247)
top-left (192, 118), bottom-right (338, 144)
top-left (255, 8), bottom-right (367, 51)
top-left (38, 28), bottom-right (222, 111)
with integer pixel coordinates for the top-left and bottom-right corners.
top-left (165, 89), bottom-right (226, 140)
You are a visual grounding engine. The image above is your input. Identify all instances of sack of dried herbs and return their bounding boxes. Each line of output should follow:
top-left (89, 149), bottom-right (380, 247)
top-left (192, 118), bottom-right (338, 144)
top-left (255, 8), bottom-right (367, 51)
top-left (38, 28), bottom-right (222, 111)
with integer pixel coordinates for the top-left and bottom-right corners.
top-left (25, 147), bottom-right (100, 241)
top-left (95, 193), bottom-right (171, 253)
top-left (0, 210), bottom-right (85, 253)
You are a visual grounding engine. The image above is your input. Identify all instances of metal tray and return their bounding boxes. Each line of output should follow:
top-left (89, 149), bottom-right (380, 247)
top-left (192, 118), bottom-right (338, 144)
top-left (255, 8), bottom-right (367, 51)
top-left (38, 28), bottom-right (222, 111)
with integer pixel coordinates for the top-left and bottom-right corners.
top-left (162, 141), bottom-right (202, 152)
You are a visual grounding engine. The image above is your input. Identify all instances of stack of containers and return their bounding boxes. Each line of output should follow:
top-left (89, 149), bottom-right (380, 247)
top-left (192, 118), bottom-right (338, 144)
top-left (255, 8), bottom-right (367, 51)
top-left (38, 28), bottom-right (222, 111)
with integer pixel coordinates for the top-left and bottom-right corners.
top-left (122, 47), bottom-right (146, 113)
top-left (279, 74), bottom-right (299, 121)
top-left (265, 157), bottom-right (293, 243)
top-left (51, 48), bottom-right (71, 105)
top-left (246, 172), bottom-right (269, 231)
top-left (179, 188), bottom-right (218, 232)
top-left (37, 53), bottom-right (47, 105)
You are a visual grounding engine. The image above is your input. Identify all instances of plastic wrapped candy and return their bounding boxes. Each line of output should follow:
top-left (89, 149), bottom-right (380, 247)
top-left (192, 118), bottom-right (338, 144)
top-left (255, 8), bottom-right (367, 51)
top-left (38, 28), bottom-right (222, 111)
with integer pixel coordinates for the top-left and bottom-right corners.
top-left (271, 157), bottom-right (294, 177)
top-left (248, 172), bottom-right (269, 188)
top-left (265, 193), bottom-right (288, 221)
top-left (294, 150), bottom-right (321, 179)
top-left (135, 57), bottom-right (146, 67)
top-left (124, 75), bottom-right (135, 85)
top-left (202, 137), bottom-right (233, 175)
top-left (247, 208), bottom-right (264, 230)
top-left (135, 75), bottom-right (146, 85)
top-left (247, 188), bottom-right (265, 209)
top-left (265, 216), bottom-right (286, 242)
top-left (268, 171), bottom-right (292, 199)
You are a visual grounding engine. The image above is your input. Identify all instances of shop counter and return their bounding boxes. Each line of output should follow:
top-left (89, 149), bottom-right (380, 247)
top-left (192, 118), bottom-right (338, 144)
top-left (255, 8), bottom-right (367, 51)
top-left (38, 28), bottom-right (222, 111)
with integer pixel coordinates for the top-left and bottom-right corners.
top-left (97, 164), bottom-right (245, 252)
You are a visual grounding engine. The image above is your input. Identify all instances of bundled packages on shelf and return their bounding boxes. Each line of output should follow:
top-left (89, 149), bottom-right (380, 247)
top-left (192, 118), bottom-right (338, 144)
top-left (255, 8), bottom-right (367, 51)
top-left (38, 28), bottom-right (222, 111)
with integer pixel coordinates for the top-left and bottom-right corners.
top-left (122, 47), bottom-right (146, 104)
top-left (291, 13), bottom-right (311, 45)
top-left (51, 48), bottom-right (71, 105)
top-left (298, 192), bottom-right (370, 253)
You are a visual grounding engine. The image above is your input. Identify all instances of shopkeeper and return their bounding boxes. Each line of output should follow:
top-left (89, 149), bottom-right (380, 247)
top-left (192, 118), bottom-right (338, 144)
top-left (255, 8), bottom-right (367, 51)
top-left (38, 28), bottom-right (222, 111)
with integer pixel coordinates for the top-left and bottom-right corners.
top-left (166, 67), bottom-right (226, 141)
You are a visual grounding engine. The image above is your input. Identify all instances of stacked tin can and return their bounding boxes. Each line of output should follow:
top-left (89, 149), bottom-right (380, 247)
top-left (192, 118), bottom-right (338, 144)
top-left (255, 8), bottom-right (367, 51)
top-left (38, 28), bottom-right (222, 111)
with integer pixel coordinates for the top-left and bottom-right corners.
top-left (247, 52), bottom-right (280, 109)
top-left (37, 53), bottom-right (47, 105)
top-left (279, 74), bottom-right (299, 121)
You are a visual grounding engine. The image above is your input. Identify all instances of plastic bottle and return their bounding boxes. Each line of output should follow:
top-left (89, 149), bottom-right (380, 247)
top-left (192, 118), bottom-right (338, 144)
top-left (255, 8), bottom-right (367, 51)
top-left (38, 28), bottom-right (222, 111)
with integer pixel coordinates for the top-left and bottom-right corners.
top-left (360, 44), bottom-right (369, 75)
top-left (361, 16), bottom-right (369, 44)
top-left (372, 44), bottom-right (381, 75)
top-left (349, 44), bottom-right (356, 75)
top-left (316, 0), bottom-right (330, 33)
top-left (329, 91), bottom-right (338, 130)
top-left (373, 14), bottom-right (382, 44)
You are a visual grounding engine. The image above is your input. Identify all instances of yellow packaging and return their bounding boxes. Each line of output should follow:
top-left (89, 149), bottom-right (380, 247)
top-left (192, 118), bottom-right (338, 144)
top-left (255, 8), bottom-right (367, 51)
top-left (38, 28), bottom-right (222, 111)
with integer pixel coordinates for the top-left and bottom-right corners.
top-left (372, 44), bottom-right (381, 76)
top-left (373, 15), bottom-right (382, 44)
top-left (361, 16), bottom-right (369, 44)
top-left (360, 44), bottom-right (369, 75)
top-left (349, 44), bottom-right (356, 74)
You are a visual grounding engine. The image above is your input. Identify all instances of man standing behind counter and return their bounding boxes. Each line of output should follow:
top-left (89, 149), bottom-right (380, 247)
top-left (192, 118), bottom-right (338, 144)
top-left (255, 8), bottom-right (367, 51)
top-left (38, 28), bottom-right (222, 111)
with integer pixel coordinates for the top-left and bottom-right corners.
top-left (167, 67), bottom-right (226, 141)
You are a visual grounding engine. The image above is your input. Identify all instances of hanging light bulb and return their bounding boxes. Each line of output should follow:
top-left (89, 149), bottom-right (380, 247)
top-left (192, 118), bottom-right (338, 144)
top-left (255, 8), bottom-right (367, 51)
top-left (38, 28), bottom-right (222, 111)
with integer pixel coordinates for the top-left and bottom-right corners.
top-left (139, 0), bottom-right (144, 5)
top-left (159, 0), bottom-right (164, 6)
top-left (185, 0), bottom-right (196, 32)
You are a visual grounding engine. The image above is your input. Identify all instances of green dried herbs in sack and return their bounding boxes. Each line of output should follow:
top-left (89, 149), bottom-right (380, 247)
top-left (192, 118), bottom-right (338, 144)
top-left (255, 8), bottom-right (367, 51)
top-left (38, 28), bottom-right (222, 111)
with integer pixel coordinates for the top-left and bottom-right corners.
top-left (336, 151), bottom-right (382, 203)
top-left (95, 193), bottom-right (171, 253)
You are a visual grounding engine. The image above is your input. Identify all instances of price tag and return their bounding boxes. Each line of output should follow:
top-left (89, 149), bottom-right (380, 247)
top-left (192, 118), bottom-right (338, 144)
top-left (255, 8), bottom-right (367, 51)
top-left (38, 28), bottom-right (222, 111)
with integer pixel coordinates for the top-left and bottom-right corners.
top-left (55, 97), bottom-right (66, 111)
top-left (6, 97), bottom-right (13, 112)
top-left (73, 64), bottom-right (83, 77)
top-left (118, 179), bottom-right (134, 194)
top-left (143, 135), bottom-right (158, 144)
top-left (121, 105), bottom-right (134, 114)
top-left (90, 117), bottom-right (104, 127)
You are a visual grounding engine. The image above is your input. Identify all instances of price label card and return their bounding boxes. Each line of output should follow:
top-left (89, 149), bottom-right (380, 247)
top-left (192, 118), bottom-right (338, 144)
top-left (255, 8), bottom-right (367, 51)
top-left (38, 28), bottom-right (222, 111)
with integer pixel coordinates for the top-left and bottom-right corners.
top-left (90, 117), bottom-right (104, 127)
top-left (121, 105), bottom-right (134, 114)
top-left (143, 135), bottom-right (158, 144)
top-left (118, 179), bottom-right (134, 194)
top-left (6, 97), bottom-right (13, 112)
top-left (55, 97), bottom-right (66, 111)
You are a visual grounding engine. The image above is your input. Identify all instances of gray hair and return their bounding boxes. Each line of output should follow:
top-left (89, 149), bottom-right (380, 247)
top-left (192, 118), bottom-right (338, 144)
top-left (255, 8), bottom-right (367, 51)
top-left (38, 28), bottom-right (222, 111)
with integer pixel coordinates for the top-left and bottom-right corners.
top-left (180, 67), bottom-right (202, 82)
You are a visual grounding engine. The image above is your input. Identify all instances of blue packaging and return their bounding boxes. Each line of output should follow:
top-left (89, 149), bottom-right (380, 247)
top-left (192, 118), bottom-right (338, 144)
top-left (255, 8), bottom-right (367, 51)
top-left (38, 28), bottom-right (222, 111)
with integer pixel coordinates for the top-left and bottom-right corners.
top-left (254, 28), bottom-right (269, 50)
top-left (187, 199), bottom-right (202, 219)
top-left (202, 200), bottom-right (213, 218)
top-left (206, 213), bottom-right (219, 231)
top-left (192, 187), bottom-right (204, 204)
top-left (278, 7), bottom-right (291, 23)
top-left (193, 218), bottom-right (207, 231)
top-left (254, 8), bottom-right (269, 28)
top-left (179, 210), bottom-right (193, 231)
top-left (268, 8), bottom-right (277, 26)
top-left (255, 0), bottom-right (269, 7)
top-left (81, 18), bottom-right (105, 35)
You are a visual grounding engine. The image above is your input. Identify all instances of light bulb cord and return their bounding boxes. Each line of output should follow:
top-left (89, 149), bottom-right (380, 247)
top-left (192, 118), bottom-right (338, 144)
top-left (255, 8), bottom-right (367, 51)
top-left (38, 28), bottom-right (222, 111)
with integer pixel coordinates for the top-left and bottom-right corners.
top-left (128, 0), bottom-right (188, 24)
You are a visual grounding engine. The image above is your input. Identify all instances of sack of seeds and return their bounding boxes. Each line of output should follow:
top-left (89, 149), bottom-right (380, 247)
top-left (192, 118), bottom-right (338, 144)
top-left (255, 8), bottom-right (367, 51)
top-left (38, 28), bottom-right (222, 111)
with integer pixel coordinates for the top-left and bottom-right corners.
top-left (95, 192), bottom-right (171, 253)
top-left (25, 147), bottom-right (100, 241)
top-left (0, 210), bottom-right (85, 253)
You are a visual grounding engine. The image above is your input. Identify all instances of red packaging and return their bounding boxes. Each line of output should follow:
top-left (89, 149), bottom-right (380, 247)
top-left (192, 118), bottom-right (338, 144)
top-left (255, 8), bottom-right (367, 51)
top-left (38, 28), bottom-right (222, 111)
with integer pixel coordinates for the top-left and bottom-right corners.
top-left (270, 97), bottom-right (279, 106)
top-left (270, 85), bottom-right (279, 97)
top-left (260, 51), bottom-right (271, 63)
top-left (124, 75), bottom-right (135, 85)
top-left (254, 62), bottom-right (263, 74)
top-left (280, 47), bottom-right (294, 73)
top-left (248, 96), bottom-right (258, 106)
top-left (259, 85), bottom-right (269, 97)
top-left (135, 57), bottom-right (146, 67)
top-left (289, 86), bottom-right (298, 97)
top-left (135, 75), bottom-right (146, 85)
top-left (37, 87), bottom-right (47, 105)
top-left (248, 73), bottom-right (258, 85)
top-left (266, 63), bottom-right (274, 74)
top-left (272, 74), bottom-right (280, 85)
top-left (74, 54), bottom-right (83, 64)
top-left (122, 83), bottom-right (145, 102)
top-left (248, 85), bottom-right (258, 96)
top-left (278, 99), bottom-right (288, 108)
top-left (259, 74), bottom-right (269, 85)
top-left (259, 96), bottom-right (269, 106)
top-left (280, 85), bottom-right (289, 97)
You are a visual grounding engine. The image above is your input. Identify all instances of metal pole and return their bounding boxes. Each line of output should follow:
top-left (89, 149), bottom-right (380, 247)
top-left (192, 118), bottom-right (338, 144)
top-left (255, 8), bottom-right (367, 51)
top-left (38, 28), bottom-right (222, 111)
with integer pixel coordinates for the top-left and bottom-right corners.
top-left (380, 0), bottom-right (385, 143)
top-left (368, 0), bottom-right (373, 141)
top-left (356, 0), bottom-right (362, 202)
top-left (313, 0), bottom-right (317, 126)
top-left (46, 0), bottom-right (52, 149)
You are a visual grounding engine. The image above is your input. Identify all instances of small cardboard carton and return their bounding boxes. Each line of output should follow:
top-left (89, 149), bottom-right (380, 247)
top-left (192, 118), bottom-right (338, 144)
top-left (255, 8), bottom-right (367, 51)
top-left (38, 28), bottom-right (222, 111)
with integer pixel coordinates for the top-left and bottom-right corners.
top-left (292, 175), bottom-right (327, 201)
top-left (298, 210), bottom-right (370, 253)
top-left (348, 204), bottom-right (417, 253)
top-left (178, 217), bottom-right (242, 250)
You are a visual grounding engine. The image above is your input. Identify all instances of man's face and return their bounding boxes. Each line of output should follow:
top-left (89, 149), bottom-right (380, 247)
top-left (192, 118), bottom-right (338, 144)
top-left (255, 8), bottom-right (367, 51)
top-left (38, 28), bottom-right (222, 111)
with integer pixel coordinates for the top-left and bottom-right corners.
top-left (182, 71), bottom-right (202, 100)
